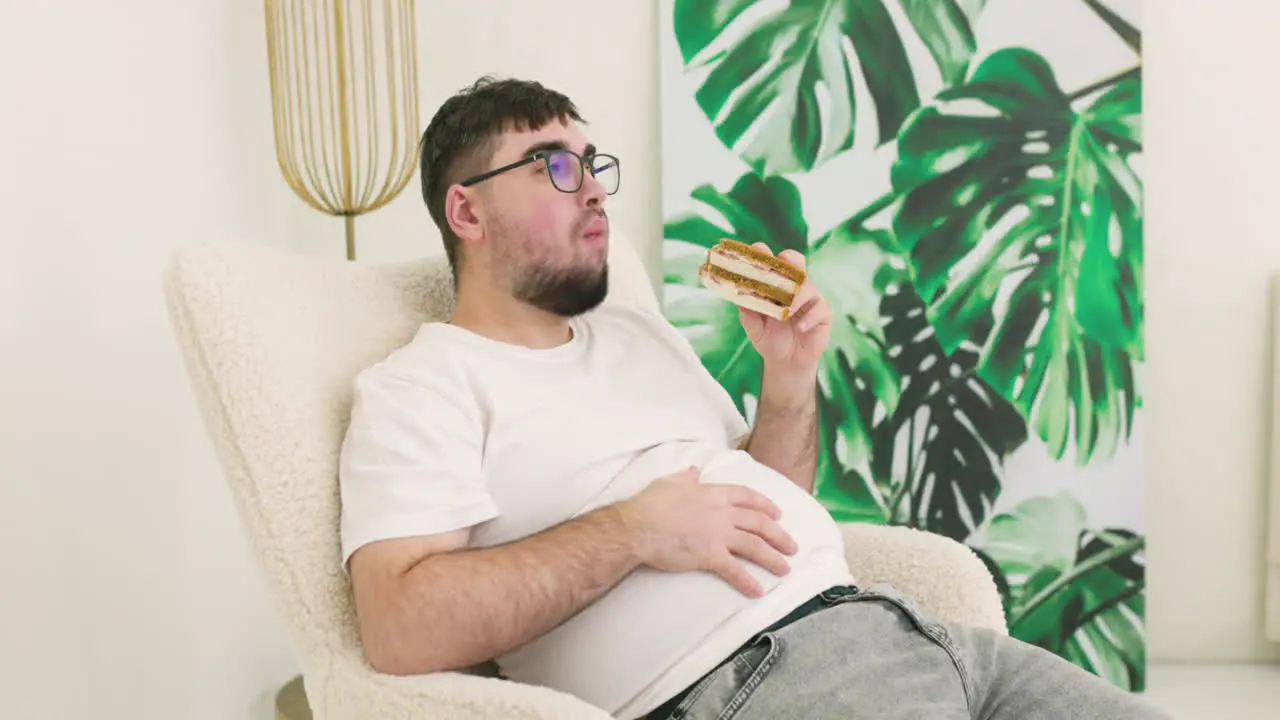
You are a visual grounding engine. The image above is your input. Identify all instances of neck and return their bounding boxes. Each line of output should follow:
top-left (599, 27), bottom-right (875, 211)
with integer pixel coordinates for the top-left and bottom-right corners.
top-left (450, 274), bottom-right (574, 350)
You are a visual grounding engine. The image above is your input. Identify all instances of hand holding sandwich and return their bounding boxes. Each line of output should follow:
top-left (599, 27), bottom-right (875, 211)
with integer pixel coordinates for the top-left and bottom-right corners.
top-left (736, 244), bottom-right (830, 377)
top-left (698, 239), bottom-right (831, 377)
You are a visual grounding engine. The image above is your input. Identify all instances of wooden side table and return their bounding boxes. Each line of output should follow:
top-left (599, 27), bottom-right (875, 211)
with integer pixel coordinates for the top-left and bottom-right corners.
top-left (276, 675), bottom-right (312, 720)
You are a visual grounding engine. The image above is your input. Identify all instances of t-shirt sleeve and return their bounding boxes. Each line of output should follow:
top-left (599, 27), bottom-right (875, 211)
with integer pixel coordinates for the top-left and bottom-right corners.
top-left (337, 364), bottom-right (497, 567)
top-left (631, 305), bottom-right (752, 446)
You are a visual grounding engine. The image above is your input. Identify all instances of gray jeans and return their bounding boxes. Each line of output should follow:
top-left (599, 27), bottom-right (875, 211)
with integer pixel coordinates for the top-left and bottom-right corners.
top-left (650, 584), bottom-right (1170, 720)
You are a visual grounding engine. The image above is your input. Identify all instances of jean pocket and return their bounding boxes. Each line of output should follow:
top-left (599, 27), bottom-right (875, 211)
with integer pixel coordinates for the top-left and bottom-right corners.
top-left (673, 632), bottom-right (783, 720)
top-left (836, 583), bottom-right (975, 713)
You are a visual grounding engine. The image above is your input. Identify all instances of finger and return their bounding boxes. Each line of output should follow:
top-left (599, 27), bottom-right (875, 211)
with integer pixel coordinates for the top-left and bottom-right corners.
top-left (738, 305), bottom-right (766, 339)
top-left (777, 249), bottom-right (806, 271)
top-left (732, 508), bottom-right (798, 556)
top-left (803, 305), bottom-right (831, 334)
top-left (750, 242), bottom-right (774, 256)
top-left (729, 531), bottom-right (792, 578)
top-left (792, 295), bottom-right (831, 333)
top-left (710, 551), bottom-right (764, 598)
top-left (788, 296), bottom-right (818, 325)
top-left (788, 281), bottom-right (820, 316)
top-left (721, 485), bottom-right (782, 520)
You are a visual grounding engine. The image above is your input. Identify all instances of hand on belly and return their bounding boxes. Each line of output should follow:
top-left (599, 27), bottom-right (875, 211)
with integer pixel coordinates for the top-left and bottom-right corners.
top-left (614, 463), bottom-right (796, 598)
top-left (614, 450), bottom-right (842, 598)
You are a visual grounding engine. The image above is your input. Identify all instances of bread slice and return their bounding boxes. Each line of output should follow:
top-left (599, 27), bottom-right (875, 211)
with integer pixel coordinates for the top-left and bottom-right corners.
top-left (697, 239), bottom-right (806, 320)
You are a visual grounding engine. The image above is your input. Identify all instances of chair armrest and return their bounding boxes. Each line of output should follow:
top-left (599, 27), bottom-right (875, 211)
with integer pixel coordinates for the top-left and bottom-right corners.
top-left (839, 522), bottom-right (1008, 634)
top-left (315, 657), bottom-right (614, 720)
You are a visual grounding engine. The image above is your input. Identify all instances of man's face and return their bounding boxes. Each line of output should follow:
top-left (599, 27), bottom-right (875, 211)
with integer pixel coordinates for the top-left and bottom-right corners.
top-left (470, 119), bottom-right (614, 317)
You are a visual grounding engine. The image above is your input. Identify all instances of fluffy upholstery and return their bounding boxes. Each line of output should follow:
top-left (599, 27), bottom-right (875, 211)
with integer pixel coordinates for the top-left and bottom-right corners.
top-left (162, 230), bottom-right (1007, 720)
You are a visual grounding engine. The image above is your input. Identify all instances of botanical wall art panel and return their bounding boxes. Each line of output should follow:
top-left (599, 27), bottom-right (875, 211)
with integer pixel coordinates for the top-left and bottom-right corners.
top-left (659, 0), bottom-right (1145, 689)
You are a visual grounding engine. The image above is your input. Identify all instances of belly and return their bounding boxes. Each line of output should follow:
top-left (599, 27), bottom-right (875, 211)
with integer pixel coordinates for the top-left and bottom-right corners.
top-left (562, 444), bottom-right (846, 585)
top-left (495, 448), bottom-right (850, 712)
top-left (696, 449), bottom-right (847, 564)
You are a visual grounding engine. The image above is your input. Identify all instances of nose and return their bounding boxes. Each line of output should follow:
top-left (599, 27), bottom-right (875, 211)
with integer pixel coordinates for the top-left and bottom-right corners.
top-left (579, 169), bottom-right (607, 207)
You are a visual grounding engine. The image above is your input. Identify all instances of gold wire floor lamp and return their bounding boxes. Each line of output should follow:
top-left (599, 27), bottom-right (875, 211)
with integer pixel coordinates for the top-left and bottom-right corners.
top-left (265, 0), bottom-right (421, 261)
top-left (265, 1), bottom-right (420, 715)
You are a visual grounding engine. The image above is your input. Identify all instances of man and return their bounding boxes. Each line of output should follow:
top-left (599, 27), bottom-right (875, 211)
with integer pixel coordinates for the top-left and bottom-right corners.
top-left (338, 76), bottom-right (1168, 720)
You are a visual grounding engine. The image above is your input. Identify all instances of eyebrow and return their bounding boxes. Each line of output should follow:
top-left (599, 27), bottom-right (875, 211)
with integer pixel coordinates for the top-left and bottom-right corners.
top-left (520, 140), bottom-right (597, 158)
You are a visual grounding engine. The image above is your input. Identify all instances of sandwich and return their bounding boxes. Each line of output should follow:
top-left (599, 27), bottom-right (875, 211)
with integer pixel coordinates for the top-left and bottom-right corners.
top-left (698, 239), bottom-right (806, 320)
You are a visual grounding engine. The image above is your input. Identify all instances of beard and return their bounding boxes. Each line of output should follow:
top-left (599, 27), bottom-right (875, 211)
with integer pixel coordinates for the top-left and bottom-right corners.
top-left (511, 260), bottom-right (609, 317)
top-left (492, 207), bottom-right (611, 317)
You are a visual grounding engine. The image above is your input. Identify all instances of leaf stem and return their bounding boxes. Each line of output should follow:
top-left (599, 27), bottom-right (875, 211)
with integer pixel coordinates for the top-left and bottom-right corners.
top-left (716, 337), bottom-right (753, 385)
top-left (1080, 0), bottom-right (1141, 55)
top-left (1049, 114), bottom-right (1087, 358)
top-left (1009, 535), bottom-right (1145, 631)
top-left (813, 189), bottom-right (898, 252)
top-left (846, 189), bottom-right (897, 228)
top-left (1068, 64), bottom-right (1140, 103)
top-left (1070, 583), bottom-right (1143, 637)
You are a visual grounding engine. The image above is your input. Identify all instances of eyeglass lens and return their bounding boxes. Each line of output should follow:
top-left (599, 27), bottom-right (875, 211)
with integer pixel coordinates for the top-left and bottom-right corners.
top-left (546, 152), bottom-right (619, 195)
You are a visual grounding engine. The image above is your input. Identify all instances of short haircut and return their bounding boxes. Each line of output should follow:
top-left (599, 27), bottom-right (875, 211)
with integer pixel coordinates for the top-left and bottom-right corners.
top-left (418, 76), bottom-right (584, 278)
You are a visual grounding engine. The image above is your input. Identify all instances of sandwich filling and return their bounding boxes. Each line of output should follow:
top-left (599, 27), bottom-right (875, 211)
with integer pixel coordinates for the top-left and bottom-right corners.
top-left (697, 239), bottom-right (807, 320)
top-left (707, 239), bottom-right (805, 289)
top-left (699, 264), bottom-right (794, 306)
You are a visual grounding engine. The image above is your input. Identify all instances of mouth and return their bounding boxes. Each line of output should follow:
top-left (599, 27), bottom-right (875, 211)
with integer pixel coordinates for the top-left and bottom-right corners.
top-left (582, 216), bottom-right (608, 245)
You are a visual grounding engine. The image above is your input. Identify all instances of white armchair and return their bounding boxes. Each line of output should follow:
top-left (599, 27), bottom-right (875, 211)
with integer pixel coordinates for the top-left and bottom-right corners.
top-left (161, 231), bottom-right (1007, 720)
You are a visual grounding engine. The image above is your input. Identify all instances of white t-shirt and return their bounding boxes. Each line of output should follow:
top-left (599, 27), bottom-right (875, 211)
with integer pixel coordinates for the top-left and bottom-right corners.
top-left (338, 302), bottom-right (854, 719)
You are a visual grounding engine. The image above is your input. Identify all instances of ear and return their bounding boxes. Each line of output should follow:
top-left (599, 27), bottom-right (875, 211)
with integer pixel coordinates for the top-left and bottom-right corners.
top-left (445, 185), bottom-right (484, 245)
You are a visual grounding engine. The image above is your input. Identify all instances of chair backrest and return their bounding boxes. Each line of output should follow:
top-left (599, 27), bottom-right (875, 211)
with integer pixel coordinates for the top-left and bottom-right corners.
top-left (162, 231), bottom-right (659, 671)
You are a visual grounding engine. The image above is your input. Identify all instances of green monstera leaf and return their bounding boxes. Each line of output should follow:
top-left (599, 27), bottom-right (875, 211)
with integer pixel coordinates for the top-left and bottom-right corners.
top-left (816, 351), bottom-right (891, 523)
top-left (969, 493), bottom-right (1146, 690)
top-left (663, 174), bottom-right (810, 412)
top-left (808, 222), bottom-right (907, 522)
top-left (662, 173), bottom-right (905, 522)
top-left (898, 0), bottom-right (990, 84)
top-left (860, 281), bottom-right (1028, 539)
top-left (672, 0), bottom-right (987, 175)
top-left (890, 48), bottom-right (1143, 465)
top-left (1061, 532), bottom-right (1145, 691)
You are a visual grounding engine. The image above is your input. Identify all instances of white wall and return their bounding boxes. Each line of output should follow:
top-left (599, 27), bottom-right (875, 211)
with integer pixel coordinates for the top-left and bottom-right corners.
top-left (0, 1), bottom-right (1274, 719)
top-left (1143, 1), bottom-right (1280, 663)
top-left (0, 2), bottom-right (662, 719)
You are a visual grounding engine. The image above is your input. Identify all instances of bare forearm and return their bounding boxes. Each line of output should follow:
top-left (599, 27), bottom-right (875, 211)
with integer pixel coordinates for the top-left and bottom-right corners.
top-left (374, 506), bottom-right (640, 674)
top-left (746, 368), bottom-right (819, 493)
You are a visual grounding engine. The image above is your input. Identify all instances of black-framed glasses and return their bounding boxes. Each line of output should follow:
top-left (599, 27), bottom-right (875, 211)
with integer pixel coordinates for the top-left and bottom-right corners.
top-left (460, 149), bottom-right (620, 195)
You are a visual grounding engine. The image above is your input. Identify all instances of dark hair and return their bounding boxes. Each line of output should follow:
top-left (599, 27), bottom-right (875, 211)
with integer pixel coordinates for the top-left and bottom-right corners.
top-left (419, 76), bottom-right (584, 278)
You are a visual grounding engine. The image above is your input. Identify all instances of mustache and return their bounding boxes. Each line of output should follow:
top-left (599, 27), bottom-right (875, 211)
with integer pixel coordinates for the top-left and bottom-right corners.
top-left (575, 208), bottom-right (608, 233)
